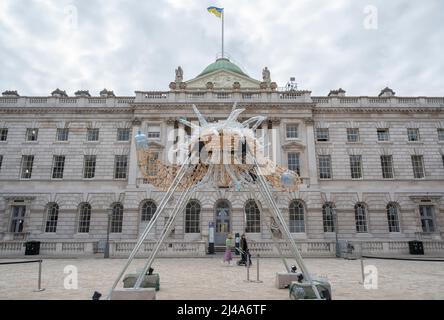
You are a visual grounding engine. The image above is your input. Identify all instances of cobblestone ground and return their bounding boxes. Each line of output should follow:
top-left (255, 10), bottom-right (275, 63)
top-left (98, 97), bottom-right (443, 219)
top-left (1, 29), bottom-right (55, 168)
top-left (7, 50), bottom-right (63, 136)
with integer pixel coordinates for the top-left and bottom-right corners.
top-left (1, 257), bottom-right (444, 300)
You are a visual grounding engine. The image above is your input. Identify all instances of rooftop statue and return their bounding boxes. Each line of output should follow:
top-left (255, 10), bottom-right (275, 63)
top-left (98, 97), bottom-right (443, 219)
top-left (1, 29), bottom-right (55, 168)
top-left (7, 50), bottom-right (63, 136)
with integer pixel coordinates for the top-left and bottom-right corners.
top-left (175, 66), bottom-right (183, 83)
top-left (262, 67), bottom-right (271, 83)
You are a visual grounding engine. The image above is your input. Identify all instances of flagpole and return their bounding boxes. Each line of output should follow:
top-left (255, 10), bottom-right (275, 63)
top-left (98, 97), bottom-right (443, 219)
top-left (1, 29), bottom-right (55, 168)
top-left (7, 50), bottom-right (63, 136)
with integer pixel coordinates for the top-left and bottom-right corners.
top-left (221, 10), bottom-right (224, 58)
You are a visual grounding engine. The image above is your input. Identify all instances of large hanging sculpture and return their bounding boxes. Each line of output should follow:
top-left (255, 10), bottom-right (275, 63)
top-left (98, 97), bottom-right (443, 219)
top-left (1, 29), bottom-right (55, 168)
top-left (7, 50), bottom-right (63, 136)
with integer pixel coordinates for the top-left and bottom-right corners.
top-left (107, 103), bottom-right (326, 300)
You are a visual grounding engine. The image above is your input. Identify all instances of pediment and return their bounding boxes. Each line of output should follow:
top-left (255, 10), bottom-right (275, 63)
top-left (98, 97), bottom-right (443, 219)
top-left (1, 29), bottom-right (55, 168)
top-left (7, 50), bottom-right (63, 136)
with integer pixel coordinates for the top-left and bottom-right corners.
top-left (186, 70), bottom-right (261, 89)
top-left (281, 140), bottom-right (306, 150)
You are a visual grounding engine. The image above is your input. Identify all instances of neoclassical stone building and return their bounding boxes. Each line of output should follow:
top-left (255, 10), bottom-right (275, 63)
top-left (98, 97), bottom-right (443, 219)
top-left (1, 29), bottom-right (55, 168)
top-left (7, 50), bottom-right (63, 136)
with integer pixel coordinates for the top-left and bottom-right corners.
top-left (1, 57), bottom-right (444, 257)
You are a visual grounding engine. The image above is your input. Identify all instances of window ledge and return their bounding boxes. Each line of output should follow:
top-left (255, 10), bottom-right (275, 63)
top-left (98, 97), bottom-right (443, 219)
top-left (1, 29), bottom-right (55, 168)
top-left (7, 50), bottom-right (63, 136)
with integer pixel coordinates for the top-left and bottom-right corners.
top-left (84, 141), bottom-right (100, 144)
top-left (377, 141), bottom-right (392, 144)
top-left (346, 141), bottom-right (362, 144)
top-left (23, 141), bottom-right (39, 144)
top-left (115, 141), bottom-right (130, 144)
top-left (407, 141), bottom-right (423, 144)
top-left (53, 141), bottom-right (69, 144)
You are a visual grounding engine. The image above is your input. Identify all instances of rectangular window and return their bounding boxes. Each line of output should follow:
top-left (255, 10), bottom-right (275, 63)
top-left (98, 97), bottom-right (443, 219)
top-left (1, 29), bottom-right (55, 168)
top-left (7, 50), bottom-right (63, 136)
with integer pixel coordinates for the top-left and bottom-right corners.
top-left (147, 125), bottom-right (161, 139)
top-left (419, 205), bottom-right (435, 233)
top-left (117, 128), bottom-right (130, 141)
top-left (52, 155), bottom-right (65, 179)
top-left (347, 128), bottom-right (360, 142)
top-left (26, 128), bottom-right (39, 141)
top-left (20, 155), bottom-right (34, 179)
top-left (147, 153), bottom-right (159, 176)
top-left (0, 128), bottom-right (9, 141)
top-left (9, 206), bottom-right (26, 233)
top-left (0, 155), bottom-right (3, 172)
top-left (286, 124), bottom-right (298, 139)
top-left (87, 128), bottom-right (99, 141)
top-left (437, 129), bottom-right (444, 141)
top-left (287, 152), bottom-right (300, 175)
top-left (114, 155), bottom-right (128, 179)
top-left (349, 155), bottom-right (363, 179)
top-left (411, 155), bottom-right (425, 179)
top-left (407, 128), bottom-right (420, 141)
top-left (83, 155), bottom-right (96, 179)
top-left (377, 128), bottom-right (390, 141)
top-left (56, 128), bottom-right (69, 141)
top-left (380, 155), bottom-right (394, 179)
top-left (316, 128), bottom-right (329, 142)
top-left (318, 155), bottom-right (332, 179)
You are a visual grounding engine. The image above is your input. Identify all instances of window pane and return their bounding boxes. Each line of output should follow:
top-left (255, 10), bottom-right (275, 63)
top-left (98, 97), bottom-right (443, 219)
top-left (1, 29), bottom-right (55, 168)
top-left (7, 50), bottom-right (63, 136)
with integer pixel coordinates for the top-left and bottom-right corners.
top-left (288, 153), bottom-right (300, 175)
top-left (185, 200), bottom-right (201, 233)
top-left (21, 155), bottom-right (34, 179)
top-left (147, 126), bottom-right (161, 139)
top-left (57, 128), bottom-right (69, 141)
top-left (411, 155), bottom-right (424, 179)
top-left (114, 155), bottom-right (128, 179)
top-left (87, 128), bottom-right (99, 141)
top-left (377, 129), bottom-right (390, 141)
top-left (78, 203), bottom-right (91, 233)
top-left (286, 125), bottom-right (298, 139)
top-left (419, 205), bottom-right (435, 232)
top-left (349, 155), bottom-right (362, 179)
top-left (147, 153), bottom-right (159, 176)
top-left (141, 201), bottom-right (157, 222)
top-left (318, 155), bottom-right (332, 179)
top-left (26, 128), bottom-right (38, 141)
top-left (438, 129), bottom-right (444, 141)
top-left (52, 155), bottom-right (65, 179)
top-left (111, 203), bottom-right (123, 233)
top-left (347, 128), bottom-right (359, 142)
top-left (45, 203), bottom-right (59, 233)
top-left (0, 128), bottom-right (8, 141)
top-left (0, 155), bottom-right (3, 172)
top-left (289, 201), bottom-right (305, 233)
top-left (355, 203), bottom-right (368, 233)
top-left (83, 155), bottom-right (96, 179)
top-left (245, 200), bottom-right (260, 233)
top-left (322, 203), bottom-right (335, 232)
top-left (316, 128), bottom-right (329, 142)
top-left (407, 128), bottom-right (420, 141)
top-left (380, 155), bottom-right (394, 179)
top-left (9, 206), bottom-right (26, 233)
top-left (117, 128), bottom-right (130, 141)
top-left (387, 203), bottom-right (400, 232)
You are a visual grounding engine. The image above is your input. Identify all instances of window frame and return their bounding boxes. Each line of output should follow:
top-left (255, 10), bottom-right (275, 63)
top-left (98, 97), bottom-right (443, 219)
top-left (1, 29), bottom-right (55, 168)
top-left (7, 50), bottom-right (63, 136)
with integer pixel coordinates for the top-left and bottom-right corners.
top-left (289, 200), bottom-right (305, 233)
top-left (83, 155), bottom-right (96, 179)
top-left (286, 124), bottom-right (299, 139)
top-left (380, 155), bottom-right (394, 179)
top-left (322, 203), bottom-right (335, 233)
top-left (318, 155), bottom-right (332, 179)
top-left (141, 200), bottom-right (157, 222)
top-left (349, 155), bottom-right (363, 179)
top-left (407, 128), bottom-right (420, 142)
top-left (287, 152), bottom-right (300, 175)
top-left (354, 203), bottom-right (368, 233)
top-left (316, 128), bottom-right (329, 142)
top-left (114, 155), bottom-right (128, 179)
top-left (0, 128), bottom-right (8, 141)
top-left (86, 128), bottom-right (100, 142)
top-left (110, 203), bottom-right (124, 233)
top-left (346, 128), bottom-right (360, 142)
top-left (45, 203), bottom-right (59, 233)
top-left (244, 200), bottom-right (261, 233)
top-left (20, 155), bottom-right (34, 179)
top-left (117, 128), bottom-right (130, 141)
top-left (411, 155), bottom-right (425, 179)
top-left (185, 200), bottom-right (201, 233)
top-left (386, 203), bottom-right (400, 233)
top-left (51, 155), bottom-right (66, 179)
top-left (377, 128), bottom-right (390, 142)
top-left (77, 203), bottom-right (92, 233)
top-left (419, 205), bottom-right (435, 233)
top-left (25, 128), bottom-right (39, 142)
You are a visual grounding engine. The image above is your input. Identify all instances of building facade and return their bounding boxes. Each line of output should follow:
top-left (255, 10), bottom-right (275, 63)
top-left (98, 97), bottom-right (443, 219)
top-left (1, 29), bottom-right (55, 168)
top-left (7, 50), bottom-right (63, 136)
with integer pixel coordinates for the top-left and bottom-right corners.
top-left (1, 58), bottom-right (444, 257)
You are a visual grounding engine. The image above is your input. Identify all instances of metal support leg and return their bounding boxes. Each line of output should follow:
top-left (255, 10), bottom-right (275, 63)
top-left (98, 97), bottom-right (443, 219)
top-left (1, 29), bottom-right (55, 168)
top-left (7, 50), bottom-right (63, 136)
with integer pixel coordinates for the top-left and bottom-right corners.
top-left (34, 260), bottom-right (45, 292)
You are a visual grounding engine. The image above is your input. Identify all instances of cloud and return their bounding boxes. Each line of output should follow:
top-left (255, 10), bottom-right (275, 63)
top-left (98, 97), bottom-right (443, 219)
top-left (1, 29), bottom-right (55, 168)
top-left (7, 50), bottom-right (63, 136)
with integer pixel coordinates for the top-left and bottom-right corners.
top-left (0, 0), bottom-right (442, 96)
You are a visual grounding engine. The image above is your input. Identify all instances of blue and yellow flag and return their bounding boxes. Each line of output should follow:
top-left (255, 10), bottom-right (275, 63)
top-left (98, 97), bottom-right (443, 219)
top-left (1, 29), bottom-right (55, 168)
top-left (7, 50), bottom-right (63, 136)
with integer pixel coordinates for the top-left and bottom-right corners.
top-left (207, 6), bottom-right (223, 18)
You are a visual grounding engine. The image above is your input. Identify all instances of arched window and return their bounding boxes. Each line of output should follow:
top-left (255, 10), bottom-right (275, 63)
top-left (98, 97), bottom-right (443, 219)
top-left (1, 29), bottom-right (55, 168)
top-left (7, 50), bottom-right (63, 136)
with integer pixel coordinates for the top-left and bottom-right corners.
top-left (387, 203), bottom-right (400, 232)
top-left (45, 203), bottom-right (59, 233)
top-left (289, 200), bottom-right (305, 233)
top-left (78, 203), bottom-right (91, 233)
top-left (141, 200), bottom-right (157, 222)
top-left (354, 203), bottom-right (368, 233)
top-left (322, 203), bottom-right (335, 232)
top-left (185, 200), bottom-right (200, 233)
top-left (111, 203), bottom-right (123, 233)
top-left (245, 200), bottom-right (261, 233)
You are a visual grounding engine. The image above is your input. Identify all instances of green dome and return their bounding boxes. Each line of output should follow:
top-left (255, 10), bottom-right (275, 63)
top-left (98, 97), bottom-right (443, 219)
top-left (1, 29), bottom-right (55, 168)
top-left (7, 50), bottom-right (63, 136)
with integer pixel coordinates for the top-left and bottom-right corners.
top-left (198, 58), bottom-right (248, 77)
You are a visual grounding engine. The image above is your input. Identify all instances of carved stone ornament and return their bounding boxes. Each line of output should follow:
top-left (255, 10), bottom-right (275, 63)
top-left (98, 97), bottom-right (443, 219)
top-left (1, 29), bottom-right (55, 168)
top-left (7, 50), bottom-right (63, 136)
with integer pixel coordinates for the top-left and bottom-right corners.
top-left (232, 81), bottom-right (241, 90)
top-left (270, 82), bottom-right (277, 90)
top-left (260, 82), bottom-right (268, 90)
top-left (206, 81), bottom-right (214, 90)
top-left (262, 67), bottom-right (271, 83)
top-left (179, 82), bottom-right (187, 90)
top-left (175, 66), bottom-right (183, 83)
top-left (169, 82), bottom-right (177, 90)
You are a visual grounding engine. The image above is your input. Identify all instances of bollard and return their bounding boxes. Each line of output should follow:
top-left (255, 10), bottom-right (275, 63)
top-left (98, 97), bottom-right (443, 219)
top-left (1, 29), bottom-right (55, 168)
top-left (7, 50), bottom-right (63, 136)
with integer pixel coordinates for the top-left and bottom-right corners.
top-left (34, 260), bottom-right (45, 292)
top-left (255, 254), bottom-right (263, 283)
top-left (360, 257), bottom-right (365, 284)
top-left (244, 257), bottom-right (251, 282)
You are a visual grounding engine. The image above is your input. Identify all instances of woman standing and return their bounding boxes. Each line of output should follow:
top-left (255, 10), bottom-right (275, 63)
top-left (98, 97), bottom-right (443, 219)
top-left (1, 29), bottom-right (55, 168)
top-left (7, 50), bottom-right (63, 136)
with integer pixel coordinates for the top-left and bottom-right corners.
top-left (223, 233), bottom-right (233, 265)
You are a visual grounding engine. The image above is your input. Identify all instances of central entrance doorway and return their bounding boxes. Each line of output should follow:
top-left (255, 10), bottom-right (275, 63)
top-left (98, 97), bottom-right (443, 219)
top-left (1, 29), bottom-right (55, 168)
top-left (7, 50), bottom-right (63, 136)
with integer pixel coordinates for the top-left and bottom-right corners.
top-left (215, 200), bottom-right (231, 245)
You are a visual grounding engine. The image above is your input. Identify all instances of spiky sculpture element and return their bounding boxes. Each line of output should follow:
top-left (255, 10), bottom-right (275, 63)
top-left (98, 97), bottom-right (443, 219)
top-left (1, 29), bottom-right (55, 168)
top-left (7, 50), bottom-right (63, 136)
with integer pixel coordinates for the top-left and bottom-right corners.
top-left (136, 103), bottom-right (300, 192)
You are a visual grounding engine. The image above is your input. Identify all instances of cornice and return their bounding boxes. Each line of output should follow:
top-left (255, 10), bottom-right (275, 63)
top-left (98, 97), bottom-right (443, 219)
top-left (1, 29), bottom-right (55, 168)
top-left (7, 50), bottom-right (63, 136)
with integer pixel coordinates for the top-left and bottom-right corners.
top-left (314, 106), bottom-right (444, 114)
top-left (0, 106), bottom-right (133, 114)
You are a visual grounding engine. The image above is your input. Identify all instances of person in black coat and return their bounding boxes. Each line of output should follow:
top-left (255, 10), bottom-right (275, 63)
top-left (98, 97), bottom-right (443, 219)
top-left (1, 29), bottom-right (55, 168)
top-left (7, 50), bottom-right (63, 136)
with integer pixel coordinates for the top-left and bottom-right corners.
top-left (240, 233), bottom-right (251, 265)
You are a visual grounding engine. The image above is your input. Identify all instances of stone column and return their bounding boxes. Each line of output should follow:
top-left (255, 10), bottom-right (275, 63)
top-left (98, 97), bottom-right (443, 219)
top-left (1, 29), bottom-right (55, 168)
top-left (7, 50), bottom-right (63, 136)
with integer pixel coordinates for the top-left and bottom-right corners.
top-left (165, 118), bottom-right (175, 165)
top-left (304, 118), bottom-right (318, 186)
top-left (270, 119), bottom-right (281, 165)
top-left (128, 118), bottom-right (141, 186)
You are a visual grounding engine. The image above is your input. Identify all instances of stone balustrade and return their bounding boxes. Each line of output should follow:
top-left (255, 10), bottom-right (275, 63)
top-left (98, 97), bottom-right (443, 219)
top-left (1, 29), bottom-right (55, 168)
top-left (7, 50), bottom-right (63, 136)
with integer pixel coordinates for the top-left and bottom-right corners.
top-left (1, 240), bottom-right (444, 258)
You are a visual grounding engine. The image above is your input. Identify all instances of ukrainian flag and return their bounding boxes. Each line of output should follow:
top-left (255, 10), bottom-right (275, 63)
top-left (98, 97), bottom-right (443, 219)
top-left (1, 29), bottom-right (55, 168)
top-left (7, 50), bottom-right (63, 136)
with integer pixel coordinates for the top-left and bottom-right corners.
top-left (207, 6), bottom-right (223, 18)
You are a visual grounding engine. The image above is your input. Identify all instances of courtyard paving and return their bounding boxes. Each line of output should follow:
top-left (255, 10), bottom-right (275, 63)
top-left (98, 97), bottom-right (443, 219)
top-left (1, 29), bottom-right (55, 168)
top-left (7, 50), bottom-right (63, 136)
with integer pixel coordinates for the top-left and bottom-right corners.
top-left (0, 256), bottom-right (443, 300)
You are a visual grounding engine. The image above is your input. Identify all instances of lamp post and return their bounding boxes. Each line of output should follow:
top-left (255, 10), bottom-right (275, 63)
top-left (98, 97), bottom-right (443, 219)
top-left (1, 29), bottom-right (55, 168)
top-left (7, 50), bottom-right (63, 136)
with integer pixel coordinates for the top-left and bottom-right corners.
top-left (332, 208), bottom-right (340, 258)
top-left (104, 208), bottom-right (113, 258)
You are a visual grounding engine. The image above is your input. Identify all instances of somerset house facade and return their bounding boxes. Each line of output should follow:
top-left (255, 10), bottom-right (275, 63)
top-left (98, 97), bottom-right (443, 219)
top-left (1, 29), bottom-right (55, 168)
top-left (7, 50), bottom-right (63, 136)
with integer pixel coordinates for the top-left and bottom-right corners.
top-left (1, 57), bottom-right (444, 257)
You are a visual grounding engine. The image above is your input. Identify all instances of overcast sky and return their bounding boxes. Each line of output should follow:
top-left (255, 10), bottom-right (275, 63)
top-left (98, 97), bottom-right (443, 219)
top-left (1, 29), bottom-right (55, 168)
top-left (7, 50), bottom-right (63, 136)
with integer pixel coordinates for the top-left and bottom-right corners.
top-left (0, 0), bottom-right (443, 97)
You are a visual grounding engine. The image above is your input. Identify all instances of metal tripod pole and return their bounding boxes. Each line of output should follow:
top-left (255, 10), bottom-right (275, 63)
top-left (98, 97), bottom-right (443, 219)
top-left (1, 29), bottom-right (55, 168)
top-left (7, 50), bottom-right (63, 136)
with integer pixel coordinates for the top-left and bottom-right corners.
top-left (107, 154), bottom-right (193, 297)
top-left (247, 152), bottom-right (322, 299)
